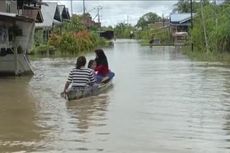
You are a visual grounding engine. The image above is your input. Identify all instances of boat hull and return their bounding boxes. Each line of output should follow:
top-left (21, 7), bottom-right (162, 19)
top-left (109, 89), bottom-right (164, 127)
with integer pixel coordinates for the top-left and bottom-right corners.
top-left (63, 81), bottom-right (113, 101)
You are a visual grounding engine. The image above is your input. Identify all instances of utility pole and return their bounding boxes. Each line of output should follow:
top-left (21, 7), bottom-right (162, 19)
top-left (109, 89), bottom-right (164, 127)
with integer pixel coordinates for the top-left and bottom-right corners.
top-left (190, 0), bottom-right (193, 51)
top-left (97, 6), bottom-right (102, 23)
top-left (200, 0), bottom-right (209, 53)
top-left (214, 0), bottom-right (218, 51)
top-left (214, 0), bottom-right (217, 5)
top-left (83, 0), bottom-right (86, 15)
top-left (70, 0), bottom-right (73, 16)
top-left (92, 6), bottom-right (102, 23)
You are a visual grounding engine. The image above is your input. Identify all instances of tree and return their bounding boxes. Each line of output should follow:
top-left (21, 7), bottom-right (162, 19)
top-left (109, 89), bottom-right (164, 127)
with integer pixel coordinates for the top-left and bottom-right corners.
top-left (190, 3), bottom-right (230, 52)
top-left (173, 0), bottom-right (210, 13)
top-left (63, 15), bottom-right (85, 33)
top-left (224, 0), bottom-right (230, 3)
top-left (136, 12), bottom-right (161, 28)
top-left (114, 23), bottom-right (135, 38)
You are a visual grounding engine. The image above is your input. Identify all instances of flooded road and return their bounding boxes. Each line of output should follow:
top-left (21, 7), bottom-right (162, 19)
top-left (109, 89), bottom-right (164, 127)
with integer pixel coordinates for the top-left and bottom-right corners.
top-left (1, 39), bottom-right (230, 152)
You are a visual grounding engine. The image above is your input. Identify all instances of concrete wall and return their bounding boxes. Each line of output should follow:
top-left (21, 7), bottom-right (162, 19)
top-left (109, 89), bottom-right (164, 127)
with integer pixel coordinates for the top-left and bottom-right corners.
top-left (0, 54), bottom-right (33, 75)
top-left (0, 0), bottom-right (17, 13)
top-left (15, 20), bottom-right (35, 53)
top-left (0, 1), bottom-right (6, 12)
top-left (10, 1), bottom-right (18, 14)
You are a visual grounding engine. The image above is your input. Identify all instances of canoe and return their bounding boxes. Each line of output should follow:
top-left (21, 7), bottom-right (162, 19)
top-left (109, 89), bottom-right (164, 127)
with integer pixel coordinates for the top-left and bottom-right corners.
top-left (61, 80), bottom-right (113, 101)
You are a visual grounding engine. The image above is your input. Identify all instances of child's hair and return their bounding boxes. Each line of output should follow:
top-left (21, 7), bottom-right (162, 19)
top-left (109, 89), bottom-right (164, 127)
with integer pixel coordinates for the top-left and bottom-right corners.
top-left (76, 56), bottom-right (86, 69)
top-left (88, 59), bottom-right (95, 68)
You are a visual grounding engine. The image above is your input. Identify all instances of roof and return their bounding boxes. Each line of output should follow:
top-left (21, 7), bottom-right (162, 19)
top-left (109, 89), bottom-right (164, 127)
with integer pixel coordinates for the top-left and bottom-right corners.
top-left (170, 13), bottom-right (196, 24)
top-left (58, 5), bottom-right (65, 16)
top-left (64, 8), bottom-right (70, 20)
top-left (0, 12), bottom-right (34, 22)
top-left (35, 2), bottom-right (61, 28)
top-left (22, 9), bottom-right (43, 23)
top-left (58, 5), bottom-right (70, 21)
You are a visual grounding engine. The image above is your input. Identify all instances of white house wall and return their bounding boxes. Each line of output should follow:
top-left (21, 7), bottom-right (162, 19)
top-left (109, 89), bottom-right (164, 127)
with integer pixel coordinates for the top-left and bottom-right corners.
top-left (0, 25), bottom-right (10, 48)
top-left (0, 54), bottom-right (33, 75)
top-left (0, 55), bottom-right (15, 72)
top-left (0, 1), bottom-right (17, 14)
top-left (0, 1), bottom-right (6, 12)
top-left (15, 21), bottom-right (35, 53)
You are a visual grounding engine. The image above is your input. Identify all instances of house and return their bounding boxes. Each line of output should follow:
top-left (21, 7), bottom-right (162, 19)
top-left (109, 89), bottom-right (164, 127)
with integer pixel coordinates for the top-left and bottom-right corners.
top-left (0, 0), bottom-right (43, 22)
top-left (170, 13), bottom-right (195, 45)
top-left (80, 13), bottom-right (101, 29)
top-left (170, 13), bottom-right (195, 33)
top-left (0, 0), bottom-right (43, 75)
top-left (35, 2), bottom-right (70, 43)
top-left (58, 5), bottom-right (70, 22)
top-left (99, 30), bottom-right (114, 40)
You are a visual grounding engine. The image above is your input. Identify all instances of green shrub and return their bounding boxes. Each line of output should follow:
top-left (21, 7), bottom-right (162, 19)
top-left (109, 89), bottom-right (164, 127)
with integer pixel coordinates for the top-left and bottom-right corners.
top-left (31, 44), bottom-right (55, 55)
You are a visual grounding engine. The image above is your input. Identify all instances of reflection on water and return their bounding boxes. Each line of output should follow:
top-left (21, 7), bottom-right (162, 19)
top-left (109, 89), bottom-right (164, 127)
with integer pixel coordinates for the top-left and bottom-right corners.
top-left (67, 95), bottom-right (109, 133)
top-left (0, 77), bottom-right (46, 152)
top-left (1, 40), bottom-right (230, 152)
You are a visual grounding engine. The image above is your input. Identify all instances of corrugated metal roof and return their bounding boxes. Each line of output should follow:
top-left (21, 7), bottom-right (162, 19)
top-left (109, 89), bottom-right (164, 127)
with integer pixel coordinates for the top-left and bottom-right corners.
top-left (22, 9), bottom-right (43, 23)
top-left (170, 13), bottom-right (195, 23)
top-left (35, 2), bottom-right (60, 28)
top-left (58, 5), bottom-right (65, 16)
top-left (58, 5), bottom-right (70, 21)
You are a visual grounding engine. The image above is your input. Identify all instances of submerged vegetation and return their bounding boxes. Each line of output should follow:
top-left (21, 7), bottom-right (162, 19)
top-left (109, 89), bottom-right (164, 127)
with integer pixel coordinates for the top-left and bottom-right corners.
top-left (113, 23), bottom-right (135, 38)
top-left (184, 1), bottom-right (230, 61)
top-left (47, 30), bottom-right (106, 55)
top-left (32, 0), bottom-right (230, 60)
top-left (191, 2), bottom-right (230, 53)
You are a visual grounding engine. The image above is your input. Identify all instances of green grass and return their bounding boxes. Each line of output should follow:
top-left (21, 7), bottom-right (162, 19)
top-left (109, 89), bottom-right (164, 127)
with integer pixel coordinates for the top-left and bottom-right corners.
top-left (30, 39), bottom-right (113, 58)
top-left (182, 47), bottom-right (230, 63)
top-left (138, 39), bottom-right (174, 46)
top-left (139, 39), bottom-right (150, 46)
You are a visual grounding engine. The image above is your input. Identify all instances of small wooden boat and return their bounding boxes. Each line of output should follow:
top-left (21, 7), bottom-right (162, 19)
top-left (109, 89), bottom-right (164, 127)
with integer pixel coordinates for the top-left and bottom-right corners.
top-left (61, 80), bottom-right (113, 101)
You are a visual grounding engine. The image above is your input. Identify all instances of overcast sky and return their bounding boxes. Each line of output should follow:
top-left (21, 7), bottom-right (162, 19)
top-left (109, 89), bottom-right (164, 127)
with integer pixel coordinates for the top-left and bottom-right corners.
top-left (45, 0), bottom-right (179, 26)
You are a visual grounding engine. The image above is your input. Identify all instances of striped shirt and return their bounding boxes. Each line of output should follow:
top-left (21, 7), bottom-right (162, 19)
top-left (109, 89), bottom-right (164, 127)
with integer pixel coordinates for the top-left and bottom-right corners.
top-left (67, 68), bottom-right (96, 87)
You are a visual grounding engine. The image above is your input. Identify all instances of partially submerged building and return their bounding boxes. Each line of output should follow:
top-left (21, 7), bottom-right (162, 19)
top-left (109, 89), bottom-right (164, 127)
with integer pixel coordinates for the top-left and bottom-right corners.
top-left (170, 13), bottom-right (195, 45)
top-left (0, 0), bottom-right (43, 75)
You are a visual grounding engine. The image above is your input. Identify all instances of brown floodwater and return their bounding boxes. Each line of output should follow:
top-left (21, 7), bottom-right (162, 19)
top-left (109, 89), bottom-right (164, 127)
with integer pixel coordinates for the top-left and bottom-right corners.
top-left (1, 39), bottom-right (230, 153)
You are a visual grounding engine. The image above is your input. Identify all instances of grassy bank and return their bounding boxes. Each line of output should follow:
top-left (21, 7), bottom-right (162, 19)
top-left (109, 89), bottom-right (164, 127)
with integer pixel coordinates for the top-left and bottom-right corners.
top-left (184, 3), bottom-right (230, 62)
top-left (182, 46), bottom-right (230, 63)
top-left (136, 26), bottom-right (173, 47)
top-left (139, 39), bottom-right (174, 46)
top-left (32, 14), bottom-right (113, 56)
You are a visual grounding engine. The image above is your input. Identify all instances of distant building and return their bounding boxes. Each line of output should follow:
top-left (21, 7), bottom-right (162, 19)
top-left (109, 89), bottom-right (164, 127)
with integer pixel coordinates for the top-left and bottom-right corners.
top-left (0, 0), bottom-right (43, 22)
top-left (148, 19), bottom-right (170, 29)
top-left (35, 2), bottom-right (70, 43)
top-left (80, 13), bottom-right (101, 29)
top-left (35, 2), bottom-right (62, 43)
top-left (170, 13), bottom-right (195, 33)
top-left (99, 30), bottom-right (114, 40)
top-left (170, 13), bottom-right (195, 45)
top-left (58, 5), bottom-right (70, 22)
top-left (0, 0), bottom-right (43, 75)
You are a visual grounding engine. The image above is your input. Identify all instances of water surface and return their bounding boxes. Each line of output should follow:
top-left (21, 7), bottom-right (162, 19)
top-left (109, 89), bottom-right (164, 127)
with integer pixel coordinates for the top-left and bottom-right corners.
top-left (1, 40), bottom-right (230, 153)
